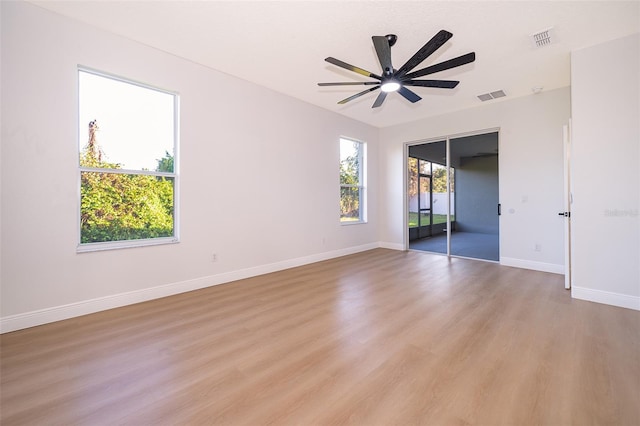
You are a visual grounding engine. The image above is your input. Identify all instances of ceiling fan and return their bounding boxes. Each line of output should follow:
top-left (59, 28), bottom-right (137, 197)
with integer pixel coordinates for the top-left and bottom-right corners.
top-left (318, 30), bottom-right (475, 108)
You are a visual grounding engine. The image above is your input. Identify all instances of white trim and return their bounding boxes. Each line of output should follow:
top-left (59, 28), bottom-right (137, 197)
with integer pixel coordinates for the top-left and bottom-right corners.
top-left (340, 220), bottom-right (367, 226)
top-left (0, 243), bottom-right (378, 334)
top-left (572, 286), bottom-right (640, 311)
top-left (404, 127), bottom-right (502, 151)
top-left (500, 257), bottom-right (564, 274)
top-left (79, 166), bottom-right (175, 177)
top-left (78, 65), bottom-right (179, 97)
top-left (446, 136), bottom-right (451, 256)
top-left (379, 242), bottom-right (405, 251)
top-left (77, 237), bottom-right (179, 253)
top-left (403, 144), bottom-right (409, 249)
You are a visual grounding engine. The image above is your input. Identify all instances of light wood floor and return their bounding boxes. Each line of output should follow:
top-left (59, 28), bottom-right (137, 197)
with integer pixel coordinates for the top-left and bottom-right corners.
top-left (2, 249), bottom-right (639, 425)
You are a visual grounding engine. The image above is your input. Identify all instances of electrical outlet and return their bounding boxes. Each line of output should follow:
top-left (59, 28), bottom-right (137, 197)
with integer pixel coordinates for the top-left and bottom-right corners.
top-left (534, 243), bottom-right (541, 252)
top-left (212, 253), bottom-right (218, 263)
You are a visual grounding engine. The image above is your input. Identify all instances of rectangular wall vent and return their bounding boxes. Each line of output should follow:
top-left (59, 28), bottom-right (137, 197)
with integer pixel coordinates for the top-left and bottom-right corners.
top-left (477, 90), bottom-right (506, 102)
top-left (531, 27), bottom-right (555, 48)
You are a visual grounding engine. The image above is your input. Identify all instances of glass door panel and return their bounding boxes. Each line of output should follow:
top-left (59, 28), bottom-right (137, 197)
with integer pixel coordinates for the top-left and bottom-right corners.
top-left (407, 141), bottom-right (447, 254)
top-left (449, 133), bottom-right (499, 261)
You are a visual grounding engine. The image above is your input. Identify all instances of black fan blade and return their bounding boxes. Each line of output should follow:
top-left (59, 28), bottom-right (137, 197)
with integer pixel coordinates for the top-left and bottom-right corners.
top-left (395, 30), bottom-right (453, 78)
top-left (403, 80), bottom-right (459, 89)
top-left (337, 86), bottom-right (380, 104)
top-left (398, 86), bottom-right (422, 103)
top-left (372, 36), bottom-right (393, 76)
top-left (325, 57), bottom-right (382, 80)
top-left (318, 82), bottom-right (380, 86)
top-left (372, 92), bottom-right (387, 108)
top-left (403, 52), bottom-right (476, 79)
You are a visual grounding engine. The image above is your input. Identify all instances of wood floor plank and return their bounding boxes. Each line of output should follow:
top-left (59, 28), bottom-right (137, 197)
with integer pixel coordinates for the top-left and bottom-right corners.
top-left (1, 249), bottom-right (639, 425)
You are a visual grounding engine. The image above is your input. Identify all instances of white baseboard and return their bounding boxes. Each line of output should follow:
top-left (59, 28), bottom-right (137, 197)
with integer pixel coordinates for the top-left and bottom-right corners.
top-left (0, 243), bottom-right (379, 334)
top-left (18, 245), bottom-right (630, 333)
top-left (378, 242), bottom-right (405, 251)
top-left (500, 257), bottom-right (564, 274)
top-left (572, 286), bottom-right (640, 311)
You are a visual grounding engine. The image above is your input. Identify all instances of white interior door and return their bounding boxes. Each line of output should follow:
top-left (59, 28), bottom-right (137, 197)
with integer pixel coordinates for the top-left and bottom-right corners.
top-left (562, 122), bottom-right (572, 289)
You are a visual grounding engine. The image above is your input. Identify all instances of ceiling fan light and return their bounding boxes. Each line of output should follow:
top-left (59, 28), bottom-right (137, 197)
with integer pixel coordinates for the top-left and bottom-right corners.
top-left (381, 81), bottom-right (400, 93)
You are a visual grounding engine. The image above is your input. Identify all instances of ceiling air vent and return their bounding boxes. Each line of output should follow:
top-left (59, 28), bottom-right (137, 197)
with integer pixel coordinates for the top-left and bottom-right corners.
top-left (477, 90), bottom-right (506, 102)
top-left (531, 27), bottom-right (555, 48)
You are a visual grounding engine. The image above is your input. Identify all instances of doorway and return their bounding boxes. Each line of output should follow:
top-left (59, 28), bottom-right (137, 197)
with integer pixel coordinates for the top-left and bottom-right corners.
top-left (407, 131), bottom-right (499, 261)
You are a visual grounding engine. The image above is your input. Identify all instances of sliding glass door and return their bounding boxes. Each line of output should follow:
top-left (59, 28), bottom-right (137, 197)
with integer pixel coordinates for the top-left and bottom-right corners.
top-left (407, 132), bottom-right (499, 261)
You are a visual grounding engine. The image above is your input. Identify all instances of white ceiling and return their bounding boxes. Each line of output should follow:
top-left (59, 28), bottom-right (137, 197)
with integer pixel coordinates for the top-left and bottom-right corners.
top-left (30, 0), bottom-right (639, 128)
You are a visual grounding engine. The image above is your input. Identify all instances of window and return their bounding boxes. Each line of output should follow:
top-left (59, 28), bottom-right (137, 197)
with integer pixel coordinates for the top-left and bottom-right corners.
top-left (339, 138), bottom-right (366, 223)
top-left (78, 68), bottom-right (178, 251)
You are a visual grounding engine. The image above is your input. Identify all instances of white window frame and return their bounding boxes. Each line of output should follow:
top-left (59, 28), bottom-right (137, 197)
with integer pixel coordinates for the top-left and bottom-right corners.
top-left (339, 137), bottom-right (367, 224)
top-left (76, 67), bottom-right (180, 252)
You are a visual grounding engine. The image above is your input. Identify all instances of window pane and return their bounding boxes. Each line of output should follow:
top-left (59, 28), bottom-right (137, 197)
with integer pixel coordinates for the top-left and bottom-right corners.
top-left (80, 172), bottom-right (174, 243)
top-left (339, 138), bottom-right (365, 223)
top-left (408, 157), bottom-right (418, 196)
top-left (419, 159), bottom-right (431, 175)
top-left (431, 163), bottom-right (447, 221)
top-left (340, 139), bottom-right (360, 185)
top-left (340, 186), bottom-right (360, 222)
top-left (408, 212), bottom-right (419, 228)
top-left (419, 211), bottom-right (431, 227)
top-left (419, 176), bottom-right (430, 209)
top-left (450, 167), bottom-right (456, 221)
top-left (432, 163), bottom-right (447, 193)
top-left (79, 71), bottom-right (175, 172)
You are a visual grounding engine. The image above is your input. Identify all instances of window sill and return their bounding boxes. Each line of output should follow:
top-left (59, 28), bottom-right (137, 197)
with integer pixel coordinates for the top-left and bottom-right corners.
top-left (77, 237), bottom-right (179, 253)
top-left (340, 220), bottom-right (367, 226)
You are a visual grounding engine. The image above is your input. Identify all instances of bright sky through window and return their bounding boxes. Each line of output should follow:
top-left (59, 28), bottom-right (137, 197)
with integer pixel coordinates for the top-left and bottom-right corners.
top-left (340, 138), bottom-right (358, 162)
top-left (78, 71), bottom-right (174, 171)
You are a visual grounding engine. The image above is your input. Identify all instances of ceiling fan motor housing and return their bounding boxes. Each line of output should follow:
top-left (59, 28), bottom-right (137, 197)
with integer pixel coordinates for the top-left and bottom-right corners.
top-left (385, 34), bottom-right (398, 47)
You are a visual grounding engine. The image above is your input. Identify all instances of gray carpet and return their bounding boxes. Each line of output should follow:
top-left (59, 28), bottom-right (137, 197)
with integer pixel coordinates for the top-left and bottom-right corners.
top-left (409, 231), bottom-right (499, 261)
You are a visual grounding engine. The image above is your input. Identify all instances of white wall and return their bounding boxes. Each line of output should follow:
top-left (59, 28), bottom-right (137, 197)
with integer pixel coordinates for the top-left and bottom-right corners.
top-left (571, 33), bottom-right (640, 310)
top-left (0, 1), bottom-right (379, 331)
top-left (379, 87), bottom-right (571, 272)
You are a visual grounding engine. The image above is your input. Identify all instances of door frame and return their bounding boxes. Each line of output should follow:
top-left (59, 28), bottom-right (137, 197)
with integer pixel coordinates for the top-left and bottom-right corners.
top-left (403, 127), bottom-right (501, 258)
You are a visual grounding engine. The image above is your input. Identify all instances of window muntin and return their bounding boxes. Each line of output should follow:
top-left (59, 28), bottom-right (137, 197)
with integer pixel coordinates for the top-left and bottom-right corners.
top-left (340, 138), bottom-right (366, 223)
top-left (78, 68), bottom-right (178, 251)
